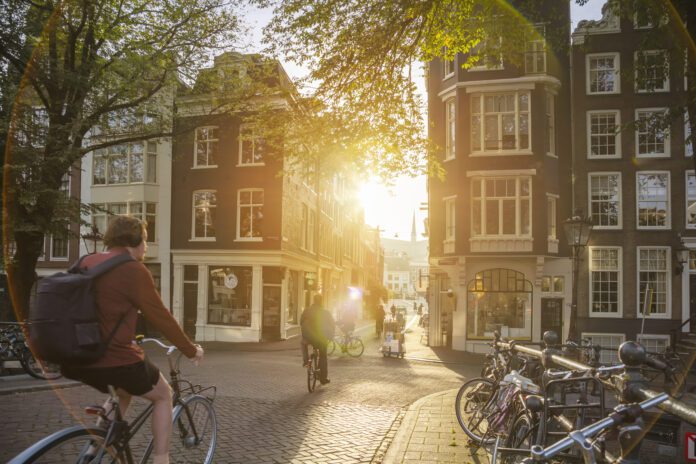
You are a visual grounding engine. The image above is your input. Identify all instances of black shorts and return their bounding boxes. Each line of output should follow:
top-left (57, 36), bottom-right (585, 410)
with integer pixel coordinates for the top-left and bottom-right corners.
top-left (62, 359), bottom-right (161, 396)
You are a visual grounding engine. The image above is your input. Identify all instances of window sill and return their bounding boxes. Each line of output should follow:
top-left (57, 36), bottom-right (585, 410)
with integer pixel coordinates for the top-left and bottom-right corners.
top-left (588, 312), bottom-right (623, 318)
top-left (635, 89), bottom-right (669, 94)
top-left (189, 238), bottom-right (216, 242)
top-left (586, 91), bottom-right (621, 96)
top-left (468, 67), bottom-right (505, 72)
top-left (636, 226), bottom-right (671, 230)
top-left (593, 226), bottom-right (622, 230)
top-left (235, 238), bottom-right (263, 242)
top-left (470, 150), bottom-right (533, 157)
top-left (443, 240), bottom-right (455, 254)
top-left (442, 72), bottom-right (455, 80)
top-left (444, 156), bottom-right (455, 162)
top-left (191, 165), bottom-right (218, 170)
top-left (635, 153), bottom-right (670, 158)
top-left (587, 154), bottom-right (622, 160)
top-left (546, 152), bottom-right (558, 158)
top-left (237, 163), bottom-right (266, 167)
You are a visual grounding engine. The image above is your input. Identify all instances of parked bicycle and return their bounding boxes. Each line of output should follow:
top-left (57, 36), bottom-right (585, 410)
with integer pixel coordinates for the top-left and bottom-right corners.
top-left (9, 337), bottom-right (217, 463)
top-left (327, 330), bottom-right (364, 357)
top-left (0, 322), bottom-right (61, 380)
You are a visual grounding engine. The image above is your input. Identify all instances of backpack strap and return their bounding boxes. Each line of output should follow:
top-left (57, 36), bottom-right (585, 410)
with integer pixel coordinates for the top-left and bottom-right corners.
top-left (68, 255), bottom-right (90, 273)
top-left (84, 253), bottom-right (135, 278)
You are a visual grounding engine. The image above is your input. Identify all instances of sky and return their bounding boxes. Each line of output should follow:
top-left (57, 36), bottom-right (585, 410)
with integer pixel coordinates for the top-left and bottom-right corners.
top-left (244, 1), bottom-right (606, 240)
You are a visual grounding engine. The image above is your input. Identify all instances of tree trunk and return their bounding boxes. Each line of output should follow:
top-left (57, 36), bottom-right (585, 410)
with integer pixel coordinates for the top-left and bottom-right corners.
top-left (7, 231), bottom-right (43, 321)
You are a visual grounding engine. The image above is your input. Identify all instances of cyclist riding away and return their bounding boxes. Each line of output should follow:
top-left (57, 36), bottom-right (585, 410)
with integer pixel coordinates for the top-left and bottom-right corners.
top-left (301, 294), bottom-right (335, 385)
top-left (60, 216), bottom-right (204, 464)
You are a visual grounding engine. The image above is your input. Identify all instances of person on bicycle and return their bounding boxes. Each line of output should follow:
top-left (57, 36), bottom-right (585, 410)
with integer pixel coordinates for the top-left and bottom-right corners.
top-left (301, 294), bottom-right (335, 384)
top-left (61, 216), bottom-right (203, 464)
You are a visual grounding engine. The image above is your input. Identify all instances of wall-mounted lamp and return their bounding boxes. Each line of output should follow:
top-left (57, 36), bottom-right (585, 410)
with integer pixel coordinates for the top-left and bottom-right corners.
top-left (447, 288), bottom-right (455, 298)
top-left (81, 224), bottom-right (103, 255)
top-left (674, 234), bottom-right (689, 275)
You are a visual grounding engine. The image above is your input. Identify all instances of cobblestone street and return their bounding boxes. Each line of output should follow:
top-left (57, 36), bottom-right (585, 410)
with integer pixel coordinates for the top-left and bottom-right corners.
top-left (0, 320), bottom-right (481, 463)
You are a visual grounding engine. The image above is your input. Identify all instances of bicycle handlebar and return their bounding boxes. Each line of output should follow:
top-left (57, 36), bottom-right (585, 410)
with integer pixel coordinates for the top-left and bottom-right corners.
top-left (528, 393), bottom-right (669, 462)
top-left (136, 336), bottom-right (177, 356)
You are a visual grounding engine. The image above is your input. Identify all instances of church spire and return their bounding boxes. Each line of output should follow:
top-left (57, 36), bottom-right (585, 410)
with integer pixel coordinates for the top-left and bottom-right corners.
top-left (411, 210), bottom-right (417, 242)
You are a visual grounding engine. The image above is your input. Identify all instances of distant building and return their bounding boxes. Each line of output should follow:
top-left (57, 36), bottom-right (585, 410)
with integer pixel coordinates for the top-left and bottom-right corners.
top-left (382, 212), bottom-right (429, 299)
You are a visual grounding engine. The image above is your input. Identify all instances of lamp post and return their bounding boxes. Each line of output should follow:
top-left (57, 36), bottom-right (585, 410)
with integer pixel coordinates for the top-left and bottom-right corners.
top-left (563, 209), bottom-right (593, 342)
top-left (81, 225), bottom-right (103, 254)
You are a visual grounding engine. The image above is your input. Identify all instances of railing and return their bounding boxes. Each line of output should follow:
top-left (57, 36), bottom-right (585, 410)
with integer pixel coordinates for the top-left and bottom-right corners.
top-left (669, 317), bottom-right (691, 351)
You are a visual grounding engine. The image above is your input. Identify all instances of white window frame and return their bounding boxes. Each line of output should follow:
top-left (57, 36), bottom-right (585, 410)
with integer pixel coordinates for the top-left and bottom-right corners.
top-left (236, 188), bottom-right (264, 241)
top-left (589, 246), bottom-right (623, 318)
top-left (50, 234), bottom-right (69, 261)
top-left (238, 125), bottom-right (266, 167)
top-left (546, 93), bottom-right (556, 156)
top-left (92, 142), bottom-right (151, 185)
top-left (588, 172), bottom-right (622, 230)
top-left (471, 177), bottom-right (532, 237)
top-left (443, 47), bottom-right (455, 78)
top-left (634, 50), bottom-right (669, 93)
top-left (687, 171), bottom-right (696, 229)
top-left (469, 36), bottom-right (504, 71)
top-left (582, 333), bottom-right (625, 365)
top-left (444, 196), bottom-right (456, 251)
top-left (635, 108), bottom-right (670, 158)
top-left (686, 110), bottom-right (693, 157)
top-left (546, 195), bottom-right (557, 239)
top-left (586, 53), bottom-right (620, 95)
top-left (191, 190), bottom-right (217, 241)
top-left (525, 26), bottom-right (546, 74)
top-left (587, 110), bottom-right (621, 159)
top-left (636, 246), bottom-right (671, 319)
top-left (470, 91), bottom-right (531, 154)
top-left (445, 99), bottom-right (456, 160)
top-left (193, 126), bottom-right (219, 169)
top-left (636, 171), bottom-right (670, 229)
top-left (636, 334), bottom-right (670, 353)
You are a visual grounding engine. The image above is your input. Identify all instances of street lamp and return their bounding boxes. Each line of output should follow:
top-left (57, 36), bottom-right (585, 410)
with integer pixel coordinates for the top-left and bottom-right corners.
top-left (563, 209), bottom-right (593, 342)
top-left (81, 224), bottom-right (103, 254)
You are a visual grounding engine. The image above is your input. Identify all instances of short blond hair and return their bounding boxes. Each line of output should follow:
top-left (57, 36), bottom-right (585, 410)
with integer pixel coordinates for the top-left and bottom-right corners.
top-left (103, 216), bottom-right (146, 248)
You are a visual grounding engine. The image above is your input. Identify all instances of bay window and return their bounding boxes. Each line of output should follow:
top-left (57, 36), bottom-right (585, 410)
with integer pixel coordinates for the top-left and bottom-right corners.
top-left (471, 92), bottom-right (529, 152)
top-left (93, 142), bottom-right (156, 185)
top-left (472, 177), bottom-right (531, 236)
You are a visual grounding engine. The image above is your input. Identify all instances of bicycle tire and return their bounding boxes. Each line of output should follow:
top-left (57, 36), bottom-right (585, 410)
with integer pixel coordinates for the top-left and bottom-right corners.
top-left (327, 339), bottom-right (337, 356)
top-left (346, 337), bottom-right (364, 357)
top-left (17, 346), bottom-right (62, 380)
top-left (455, 377), bottom-right (496, 444)
top-left (307, 353), bottom-right (318, 392)
top-left (502, 412), bottom-right (536, 464)
top-left (8, 426), bottom-right (122, 463)
top-left (172, 395), bottom-right (217, 463)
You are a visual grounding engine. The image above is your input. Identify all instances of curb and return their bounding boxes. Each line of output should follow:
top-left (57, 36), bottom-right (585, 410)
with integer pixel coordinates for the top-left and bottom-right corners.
top-left (380, 388), bottom-right (457, 463)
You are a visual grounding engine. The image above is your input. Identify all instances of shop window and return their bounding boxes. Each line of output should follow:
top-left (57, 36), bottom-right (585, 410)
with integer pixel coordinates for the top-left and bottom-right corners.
top-left (287, 270), bottom-right (299, 325)
top-left (467, 268), bottom-right (532, 339)
top-left (208, 266), bottom-right (252, 326)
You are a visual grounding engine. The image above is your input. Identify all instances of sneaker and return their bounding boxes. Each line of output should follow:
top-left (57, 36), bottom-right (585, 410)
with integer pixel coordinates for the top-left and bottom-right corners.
top-left (320, 378), bottom-right (331, 385)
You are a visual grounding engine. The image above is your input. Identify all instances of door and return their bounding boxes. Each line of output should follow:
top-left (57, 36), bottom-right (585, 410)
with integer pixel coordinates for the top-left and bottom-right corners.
top-left (541, 298), bottom-right (563, 340)
top-left (262, 285), bottom-right (282, 341)
top-left (183, 283), bottom-right (198, 339)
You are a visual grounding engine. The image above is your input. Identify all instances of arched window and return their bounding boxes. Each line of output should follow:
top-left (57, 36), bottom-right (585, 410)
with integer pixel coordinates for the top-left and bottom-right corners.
top-left (467, 268), bottom-right (533, 339)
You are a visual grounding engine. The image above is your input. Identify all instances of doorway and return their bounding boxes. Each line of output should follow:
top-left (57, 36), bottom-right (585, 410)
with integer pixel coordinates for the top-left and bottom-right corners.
top-left (262, 285), bottom-right (281, 340)
top-left (541, 298), bottom-right (563, 340)
top-left (183, 265), bottom-right (199, 340)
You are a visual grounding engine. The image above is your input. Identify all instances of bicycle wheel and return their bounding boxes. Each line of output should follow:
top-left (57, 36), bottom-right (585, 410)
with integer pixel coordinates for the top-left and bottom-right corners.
top-left (307, 353), bottom-right (318, 392)
top-left (327, 339), bottom-right (337, 356)
top-left (18, 346), bottom-right (62, 380)
top-left (455, 377), bottom-right (495, 444)
top-left (8, 426), bottom-right (122, 463)
top-left (502, 413), bottom-right (536, 464)
top-left (346, 337), bottom-right (364, 357)
top-left (170, 396), bottom-right (217, 464)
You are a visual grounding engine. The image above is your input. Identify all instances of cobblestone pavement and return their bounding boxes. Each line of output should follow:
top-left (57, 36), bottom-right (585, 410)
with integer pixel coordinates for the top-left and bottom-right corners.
top-left (1, 317), bottom-right (482, 463)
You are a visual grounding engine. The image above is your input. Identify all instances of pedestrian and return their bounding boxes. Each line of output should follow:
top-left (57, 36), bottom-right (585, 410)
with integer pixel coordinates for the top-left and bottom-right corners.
top-left (301, 294), bottom-right (335, 385)
top-left (417, 303), bottom-right (423, 316)
top-left (61, 216), bottom-right (203, 464)
top-left (390, 304), bottom-right (397, 319)
top-left (413, 301), bottom-right (417, 313)
top-left (375, 304), bottom-right (385, 337)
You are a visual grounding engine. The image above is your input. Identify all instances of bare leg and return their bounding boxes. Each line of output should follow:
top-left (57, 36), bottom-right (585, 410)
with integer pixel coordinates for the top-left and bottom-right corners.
top-left (141, 374), bottom-right (173, 464)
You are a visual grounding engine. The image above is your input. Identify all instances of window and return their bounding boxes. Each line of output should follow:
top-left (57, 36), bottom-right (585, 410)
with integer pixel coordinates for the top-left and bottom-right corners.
top-left (638, 248), bottom-right (670, 317)
top-left (308, 210), bottom-right (316, 252)
top-left (470, 35), bottom-right (503, 71)
top-left (50, 233), bottom-right (69, 260)
top-left (93, 142), bottom-right (155, 185)
top-left (194, 126), bottom-right (218, 168)
top-left (472, 177), bottom-right (531, 236)
top-left (587, 53), bottom-right (620, 94)
top-left (637, 172), bottom-right (670, 228)
top-left (208, 266), bottom-right (252, 326)
top-left (466, 269), bottom-right (532, 339)
top-left (635, 109), bottom-right (670, 157)
top-left (91, 202), bottom-right (157, 243)
top-left (525, 26), bottom-right (546, 74)
top-left (301, 204), bottom-right (308, 249)
top-left (582, 333), bottom-right (625, 364)
top-left (445, 99), bottom-right (456, 160)
top-left (587, 111), bottom-right (620, 158)
top-left (192, 191), bottom-right (217, 239)
top-left (687, 172), bottom-right (696, 228)
top-left (130, 202), bottom-right (157, 242)
top-left (686, 111), bottom-right (693, 157)
top-left (589, 173), bottom-right (621, 228)
top-left (238, 126), bottom-right (265, 165)
top-left (547, 196), bottom-right (557, 239)
top-left (589, 247), bottom-right (621, 316)
top-left (541, 276), bottom-right (564, 293)
top-left (637, 334), bottom-right (669, 353)
top-left (237, 189), bottom-right (264, 239)
top-left (635, 50), bottom-right (669, 92)
top-left (444, 197), bottom-right (455, 252)
top-left (545, 93), bottom-right (555, 155)
top-left (443, 56), bottom-right (455, 77)
top-left (471, 92), bottom-right (530, 152)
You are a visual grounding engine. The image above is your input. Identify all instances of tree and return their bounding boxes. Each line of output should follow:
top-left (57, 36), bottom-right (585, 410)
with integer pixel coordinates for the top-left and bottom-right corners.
top-left (1, 0), bottom-right (243, 318)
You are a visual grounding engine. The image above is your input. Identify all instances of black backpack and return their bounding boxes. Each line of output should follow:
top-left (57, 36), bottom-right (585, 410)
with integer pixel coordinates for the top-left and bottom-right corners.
top-left (29, 253), bottom-right (134, 365)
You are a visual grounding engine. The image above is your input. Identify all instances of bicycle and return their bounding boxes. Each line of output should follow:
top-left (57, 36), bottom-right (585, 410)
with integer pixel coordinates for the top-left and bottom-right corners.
top-left (327, 330), bottom-right (364, 357)
top-left (9, 337), bottom-right (217, 463)
top-left (0, 322), bottom-right (62, 380)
